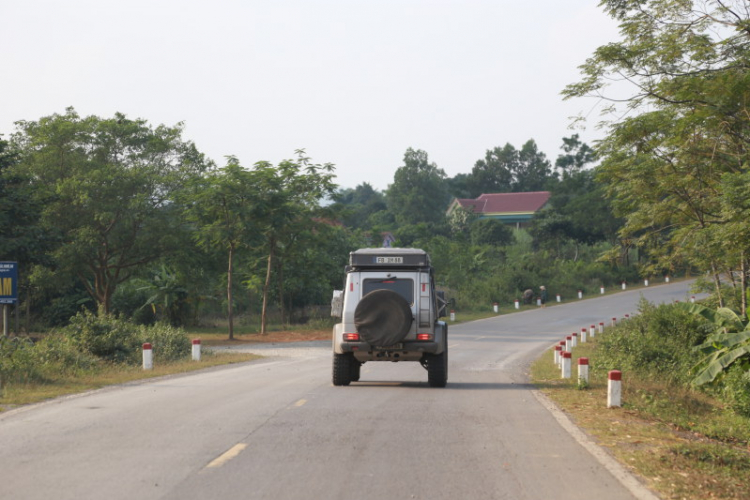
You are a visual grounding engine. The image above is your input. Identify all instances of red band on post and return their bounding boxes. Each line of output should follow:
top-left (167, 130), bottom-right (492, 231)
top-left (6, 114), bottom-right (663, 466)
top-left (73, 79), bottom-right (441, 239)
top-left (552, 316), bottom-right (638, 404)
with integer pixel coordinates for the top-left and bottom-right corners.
top-left (609, 370), bottom-right (622, 381)
top-left (192, 339), bottom-right (201, 345)
top-left (562, 352), bottom-right (572, 358)
top-left (143, 343), bottom-right (152, 350)
top-left (578, 357), bottom-right (589, 365)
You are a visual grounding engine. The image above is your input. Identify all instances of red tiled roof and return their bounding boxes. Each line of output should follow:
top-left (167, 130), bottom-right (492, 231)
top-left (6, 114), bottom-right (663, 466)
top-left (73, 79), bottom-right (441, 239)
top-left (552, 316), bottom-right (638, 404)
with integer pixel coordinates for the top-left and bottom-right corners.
top-left (455, 191), bottom-right (550, 214)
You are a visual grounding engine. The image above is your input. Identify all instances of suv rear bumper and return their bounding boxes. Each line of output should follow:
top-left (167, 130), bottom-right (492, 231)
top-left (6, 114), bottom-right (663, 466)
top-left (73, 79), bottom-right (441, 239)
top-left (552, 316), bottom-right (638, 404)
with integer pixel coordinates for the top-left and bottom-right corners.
top-left (340, 340), bottom-right (442, 355)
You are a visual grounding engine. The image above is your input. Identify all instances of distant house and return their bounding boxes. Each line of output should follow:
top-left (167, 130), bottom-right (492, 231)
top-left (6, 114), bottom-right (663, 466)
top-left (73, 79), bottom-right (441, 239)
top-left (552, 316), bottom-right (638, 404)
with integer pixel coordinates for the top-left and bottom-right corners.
top-left (446, 191), bottom-right (551, 229)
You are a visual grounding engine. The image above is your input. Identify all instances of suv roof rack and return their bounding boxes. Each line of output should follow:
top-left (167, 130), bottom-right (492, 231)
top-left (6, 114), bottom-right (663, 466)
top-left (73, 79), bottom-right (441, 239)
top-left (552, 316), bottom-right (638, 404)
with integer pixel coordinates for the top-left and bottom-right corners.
top-left (348, 248), bottom-right (431, 269)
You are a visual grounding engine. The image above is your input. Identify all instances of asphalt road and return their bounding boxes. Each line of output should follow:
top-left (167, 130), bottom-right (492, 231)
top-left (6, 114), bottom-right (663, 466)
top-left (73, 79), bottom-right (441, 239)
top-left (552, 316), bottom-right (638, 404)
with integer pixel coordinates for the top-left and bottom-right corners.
top-left (0, 282), bottom-right (697, 500)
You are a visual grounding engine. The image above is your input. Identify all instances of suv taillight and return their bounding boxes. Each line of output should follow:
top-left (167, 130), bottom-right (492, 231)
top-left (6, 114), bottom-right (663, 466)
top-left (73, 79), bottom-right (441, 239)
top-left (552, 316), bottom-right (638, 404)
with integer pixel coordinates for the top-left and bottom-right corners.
top-left (343, 333), bottom-right (360, 341)
top-left (417, 333), bottom-right (433, 341)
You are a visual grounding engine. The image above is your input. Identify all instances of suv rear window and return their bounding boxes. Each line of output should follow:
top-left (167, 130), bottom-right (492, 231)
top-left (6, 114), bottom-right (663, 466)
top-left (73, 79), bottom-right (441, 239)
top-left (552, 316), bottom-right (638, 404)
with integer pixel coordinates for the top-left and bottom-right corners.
top-left (363, 278), bottom-right (414, 304)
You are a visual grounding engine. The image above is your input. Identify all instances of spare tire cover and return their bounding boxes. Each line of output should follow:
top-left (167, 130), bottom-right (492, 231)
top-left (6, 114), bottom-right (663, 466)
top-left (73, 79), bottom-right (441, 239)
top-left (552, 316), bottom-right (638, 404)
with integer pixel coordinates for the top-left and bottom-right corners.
top-left (354, 289), bottom-right (413, 346)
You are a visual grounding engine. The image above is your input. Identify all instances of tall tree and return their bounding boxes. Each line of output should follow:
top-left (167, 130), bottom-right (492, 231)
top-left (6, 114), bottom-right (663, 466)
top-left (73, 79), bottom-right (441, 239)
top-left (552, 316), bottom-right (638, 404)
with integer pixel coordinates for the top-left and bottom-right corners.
top-left (183, 158), bottom-right (258, 339)
top-left (11, 108), bottom-right (210, 315)
top-left (514, 139), bottom-right (554, 192)
top-left (386, 148), bottom-right (450, 226)
top-left (563, 0), bottom-right (750, 308)
top-left (555, 134), bottom-right (596, 178)
top-left (251, 152), bottom-right (337, 334)
top-left (469, 144), bottom-right (516, 196)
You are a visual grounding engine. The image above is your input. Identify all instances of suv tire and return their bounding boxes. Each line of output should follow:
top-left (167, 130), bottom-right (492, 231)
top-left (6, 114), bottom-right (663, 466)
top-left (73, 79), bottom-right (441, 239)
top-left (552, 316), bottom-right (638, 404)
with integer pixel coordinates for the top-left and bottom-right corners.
top-left (426, 346), bottom-right (448, 388)
top-left (333, 352), bottom-right (354, 386)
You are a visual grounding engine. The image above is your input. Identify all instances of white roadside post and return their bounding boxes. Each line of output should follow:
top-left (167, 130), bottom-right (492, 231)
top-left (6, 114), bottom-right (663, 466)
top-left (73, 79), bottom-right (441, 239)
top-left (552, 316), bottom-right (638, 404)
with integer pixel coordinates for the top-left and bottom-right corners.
top-left (608, 370), bottom-right (622, 408)
top-left (644, 279), bottom-right (649, 287)
top-left (665, 275), bottom-right (670, 283)
top-left (561, 352), bottom-right (572, 379)
top-left (558, 341), bottom-right (566, 365)
top-left (580, 327), bottom-right (587, 343)
top-left (514, 299), bottom-right (520, 310)
top-left (622, 281), bottom-right (627, 290)
top-left (450, 310), bottom-right (456, 321)
top-left (142, 343), bottom-right (153, 370)
top-left (598, 322), bottom-right (604, 335)
top-left (577, 289), bottom-right (583, 299)
top-left (493, 302), bottom-right (499, 314)
top-left (565, 336), bottom-right (572, 352)
top-left (556, 294), bottom-right (561, 303)
top-left (571, 332), bottom-right (578, 347)
top-left (192, 339), bottom-right (201, 361)
top-left (578, 357), bottom-right (590, 386)
top-left (611, 317), bottom-right (617, 327)
top-left (537, 298), bottom-right (542, 307)
top-left (600, 286), bottom-right (605, 295)
top-left (554, 345), bottom-right (562, 365)
top-left (691, 296), bottom-right (696, 303)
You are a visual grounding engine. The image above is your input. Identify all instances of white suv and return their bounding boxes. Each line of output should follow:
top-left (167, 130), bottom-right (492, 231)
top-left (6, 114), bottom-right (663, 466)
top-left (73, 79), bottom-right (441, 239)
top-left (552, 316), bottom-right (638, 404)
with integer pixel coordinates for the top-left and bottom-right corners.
top-left (330, 248), bottom-right (448, 387)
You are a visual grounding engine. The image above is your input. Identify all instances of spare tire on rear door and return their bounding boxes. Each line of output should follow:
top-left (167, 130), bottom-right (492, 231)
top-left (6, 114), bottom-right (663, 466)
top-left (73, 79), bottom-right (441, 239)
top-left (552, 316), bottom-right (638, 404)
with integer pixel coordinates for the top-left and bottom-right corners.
top-left (354, 289), bottom-right (413, 346)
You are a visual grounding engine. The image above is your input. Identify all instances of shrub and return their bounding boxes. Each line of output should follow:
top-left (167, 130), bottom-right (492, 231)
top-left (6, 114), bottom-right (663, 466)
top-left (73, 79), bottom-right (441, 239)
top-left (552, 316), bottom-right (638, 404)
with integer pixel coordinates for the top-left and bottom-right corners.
top-left (137, 323), bottom-right (190, 362)
top-left (61, 311), bottom-right (141, 363)
top-left (594, 300), bottom-right (711, 385)
top-left (720, 364), bottom-right (750, 418)
top-left (0, 337), bottom-right (42, 385)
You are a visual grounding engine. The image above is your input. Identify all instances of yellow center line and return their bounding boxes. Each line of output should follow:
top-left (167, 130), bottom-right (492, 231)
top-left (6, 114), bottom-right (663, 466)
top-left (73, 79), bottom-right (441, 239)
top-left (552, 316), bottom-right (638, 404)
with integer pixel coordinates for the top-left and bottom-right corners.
top-left (294, 399), bottom-right (307, 407)
top-left (205, 443), bottom-right (248, 469)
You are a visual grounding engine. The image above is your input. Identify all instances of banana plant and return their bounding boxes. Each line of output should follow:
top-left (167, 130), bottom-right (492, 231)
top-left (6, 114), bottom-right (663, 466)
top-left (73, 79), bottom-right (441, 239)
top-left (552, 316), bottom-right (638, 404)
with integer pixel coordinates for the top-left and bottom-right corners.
top-left (676, 303), bottom-right (750, 386)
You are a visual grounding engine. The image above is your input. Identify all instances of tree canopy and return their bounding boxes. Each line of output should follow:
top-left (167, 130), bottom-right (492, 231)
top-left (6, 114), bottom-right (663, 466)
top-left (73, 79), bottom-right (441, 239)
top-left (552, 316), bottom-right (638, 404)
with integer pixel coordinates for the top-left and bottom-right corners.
top-left (564, 0), bottom-right (750, 311)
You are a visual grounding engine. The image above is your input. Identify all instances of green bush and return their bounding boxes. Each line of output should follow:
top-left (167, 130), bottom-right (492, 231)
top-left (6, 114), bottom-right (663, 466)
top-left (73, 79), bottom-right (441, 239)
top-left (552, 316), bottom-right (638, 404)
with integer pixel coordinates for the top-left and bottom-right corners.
top-left (33, 333), bottom-right (99, 376)
top-left (0, 337), bottom-right (41, 385)
top-left (719, 364), bottom-right (750, 418)
top-left (61, 311), bottom-right (141, 363)
top-left (137, 323), bottom-right (190, 362)
top-left (594, 300), bottom-right (711, 385)
top-left (60, 311), bottom-right (191, 364)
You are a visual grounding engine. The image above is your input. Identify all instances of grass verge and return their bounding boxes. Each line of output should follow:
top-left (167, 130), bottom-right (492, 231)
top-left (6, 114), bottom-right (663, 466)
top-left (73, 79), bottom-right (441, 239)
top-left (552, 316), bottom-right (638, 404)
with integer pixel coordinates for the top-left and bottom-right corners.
top-left (530, 337), bottom-right (750, 500)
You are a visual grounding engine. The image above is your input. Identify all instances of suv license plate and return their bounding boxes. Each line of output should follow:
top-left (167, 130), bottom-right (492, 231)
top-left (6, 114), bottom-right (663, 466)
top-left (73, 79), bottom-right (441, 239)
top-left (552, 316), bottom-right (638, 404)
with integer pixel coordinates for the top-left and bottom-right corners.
top-left (374, 343), bottom-right (404, 350)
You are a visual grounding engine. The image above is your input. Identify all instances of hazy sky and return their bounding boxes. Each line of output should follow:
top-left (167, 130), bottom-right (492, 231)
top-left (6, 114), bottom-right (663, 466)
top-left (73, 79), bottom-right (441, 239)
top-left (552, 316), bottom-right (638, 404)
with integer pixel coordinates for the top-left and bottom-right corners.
top-left (1, 1), bottom-right (620, 190)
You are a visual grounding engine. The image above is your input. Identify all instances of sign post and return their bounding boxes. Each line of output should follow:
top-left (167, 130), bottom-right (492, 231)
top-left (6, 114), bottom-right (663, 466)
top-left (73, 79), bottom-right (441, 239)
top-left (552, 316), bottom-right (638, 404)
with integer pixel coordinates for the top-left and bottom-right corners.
top-left (0, 262), bottom-right (19, 337)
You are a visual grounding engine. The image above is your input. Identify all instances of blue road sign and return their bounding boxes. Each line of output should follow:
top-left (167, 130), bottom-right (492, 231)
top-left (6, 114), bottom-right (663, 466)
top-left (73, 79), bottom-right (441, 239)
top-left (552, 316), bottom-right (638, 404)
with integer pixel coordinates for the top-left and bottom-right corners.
top-left (0, 262), bottom-right (18, 304)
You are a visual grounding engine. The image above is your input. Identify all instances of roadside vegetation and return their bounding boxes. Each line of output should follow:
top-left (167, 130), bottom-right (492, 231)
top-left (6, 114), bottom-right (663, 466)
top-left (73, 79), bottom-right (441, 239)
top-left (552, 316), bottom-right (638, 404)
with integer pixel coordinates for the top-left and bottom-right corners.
top-left (531, 298), bottom-right (750, 500)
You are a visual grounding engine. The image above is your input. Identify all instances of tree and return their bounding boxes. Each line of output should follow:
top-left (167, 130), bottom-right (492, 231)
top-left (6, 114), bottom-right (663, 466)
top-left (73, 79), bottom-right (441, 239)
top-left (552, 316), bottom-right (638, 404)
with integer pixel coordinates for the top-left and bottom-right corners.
top-left (469, 144), bottom-right (516, 196)
top-left (555, 134), bottom-right (596, 178)
top-left (11, 108), bottom-right (210, 315)
top-left (514, 139), bottom-right (554, 192)
top-left (333, 182), bottom-right (387, 230)
top-left (469, 218), bottom-right (514, 247)
top-left (468, 140), bottom-right (555, 195)
top-left (0, 137), bottom-right (47, 266)
top-left (563, 0), bottom-right (750, 307)
top-left (251, 152), bottom-right (337, 334)
top-left (183, 158), bottom-right (258, 339)
top-left (386, 148), bottom-right (451, 226)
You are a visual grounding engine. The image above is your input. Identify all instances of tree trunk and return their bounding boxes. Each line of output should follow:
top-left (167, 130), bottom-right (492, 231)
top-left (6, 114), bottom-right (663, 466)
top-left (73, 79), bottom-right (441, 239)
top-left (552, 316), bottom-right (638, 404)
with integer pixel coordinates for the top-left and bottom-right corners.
top-left (741, 251), bottom-right (747, 317)
top-left (711, 262), bottom-right (725, 308)
top-left (277, 258), bottom-right (285, 327)
top-left (227, 244), bottom-right (235, 341)
top-left (261, 238), bottom-right (275, 335)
